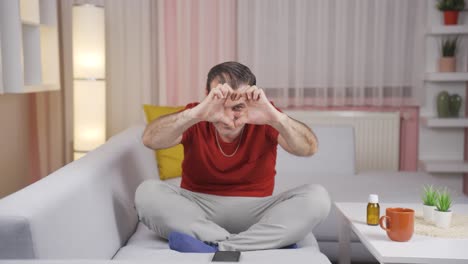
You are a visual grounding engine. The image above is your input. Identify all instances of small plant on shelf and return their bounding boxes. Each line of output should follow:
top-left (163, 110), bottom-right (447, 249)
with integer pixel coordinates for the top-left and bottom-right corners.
top-left (439, 36), bottom-right (459, 72)
top-left (441, 37), bottom-right (458, 57)
top-left (421, 184), bottom-right (438, 222)
top-left (422, 185), bottom-right (438, 206)
top-left (434, 188), bottom-right (453, 229)
top-left (436, 188), bottom-right (452, 212)
top-left (437, 0), bottom-right (466, 11)
top-left (436, 0), bottom-right (466, 25)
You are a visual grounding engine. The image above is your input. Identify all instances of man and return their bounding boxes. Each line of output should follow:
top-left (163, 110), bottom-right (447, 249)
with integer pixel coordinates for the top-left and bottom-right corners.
top-left (135, 61), bottom-right (330, 253)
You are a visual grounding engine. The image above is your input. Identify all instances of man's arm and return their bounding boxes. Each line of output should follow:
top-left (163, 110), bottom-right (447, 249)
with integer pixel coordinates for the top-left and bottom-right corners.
top-left (142, 84), bottom-right (235, 150)
top-left (142, 109), bottom-right (200, 150)
top-left (271, 114), bottom-right (318, 157)
top-left (233, 85), bottom-right (318, 157)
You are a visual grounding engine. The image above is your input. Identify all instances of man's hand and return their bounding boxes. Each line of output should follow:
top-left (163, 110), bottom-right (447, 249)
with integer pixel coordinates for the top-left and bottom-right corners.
top-left (232, 85), bottom-right (318, 157)
top-left (233, 85), bottom-right (284, 127)
top-left (189, 83), bottom-right (236, 128)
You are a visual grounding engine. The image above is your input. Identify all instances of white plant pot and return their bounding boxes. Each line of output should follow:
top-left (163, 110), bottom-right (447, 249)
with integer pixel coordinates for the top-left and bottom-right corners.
top-left (434, 210), bottom-right (452, 229)
top-left (423, 205), bottom-right (436, 222)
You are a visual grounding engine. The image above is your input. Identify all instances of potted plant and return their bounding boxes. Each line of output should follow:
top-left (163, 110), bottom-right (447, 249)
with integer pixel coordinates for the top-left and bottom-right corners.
top-left (421, 185), bottom-right (438, 222)
top-left (434, 188), bottom-right (453, 229)
top-left (437, 91), bottom-right (451, 117)
top-left (436, 0), bottom-right (466, 25)
top-left (449, 93), bottom-right (462, 117)
top-left (439, 36), bottom-right (459, 72)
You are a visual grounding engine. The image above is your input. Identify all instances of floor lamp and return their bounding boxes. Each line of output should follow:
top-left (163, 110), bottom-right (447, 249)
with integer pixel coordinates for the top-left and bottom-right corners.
top-left (72, 4), bottom-right (105, 160)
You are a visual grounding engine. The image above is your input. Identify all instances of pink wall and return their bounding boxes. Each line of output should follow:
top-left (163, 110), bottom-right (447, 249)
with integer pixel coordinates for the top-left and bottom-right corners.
top-left (0, 91), bottom-right (64, 198)
top-left (0, 94), bottom-right (33, 198)
top-left (285, 105), bottom-right (419, 171)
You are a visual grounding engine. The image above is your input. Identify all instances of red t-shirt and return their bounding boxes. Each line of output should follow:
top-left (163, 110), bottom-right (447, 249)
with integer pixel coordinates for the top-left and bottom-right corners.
top-left (180, 103), bottom-right (279, 197)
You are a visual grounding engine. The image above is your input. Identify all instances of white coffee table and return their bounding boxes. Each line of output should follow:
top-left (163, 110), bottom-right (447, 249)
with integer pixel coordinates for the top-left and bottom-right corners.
top-left (335, 202), bottom-right (468, 264)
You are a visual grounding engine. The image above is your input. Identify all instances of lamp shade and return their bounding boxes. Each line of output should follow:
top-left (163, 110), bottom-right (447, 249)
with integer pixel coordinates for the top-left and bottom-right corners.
top-left (73, 80), bottom-right (105, 151)
top-left (72, 4), bottom-right (105, 79)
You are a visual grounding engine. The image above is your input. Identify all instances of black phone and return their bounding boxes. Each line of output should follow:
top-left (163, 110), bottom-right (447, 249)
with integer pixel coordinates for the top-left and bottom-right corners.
top-left (211, 251), bottom-right (241, 262)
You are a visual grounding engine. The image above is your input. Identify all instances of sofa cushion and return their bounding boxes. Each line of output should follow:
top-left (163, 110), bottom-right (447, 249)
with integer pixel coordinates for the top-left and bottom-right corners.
top-left (113, 223), bottom-right (329, 263)
top-left (114, 247), bottom-right (330, 263)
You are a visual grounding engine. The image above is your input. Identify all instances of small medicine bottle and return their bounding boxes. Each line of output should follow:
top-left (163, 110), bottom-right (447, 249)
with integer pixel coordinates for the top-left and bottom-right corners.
top-left (367, 194), bottom-right (380, 226)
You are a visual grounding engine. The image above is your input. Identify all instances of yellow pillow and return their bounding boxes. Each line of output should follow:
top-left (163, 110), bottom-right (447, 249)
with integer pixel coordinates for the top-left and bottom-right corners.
top-left (143, 105), bottom-right (185, 180)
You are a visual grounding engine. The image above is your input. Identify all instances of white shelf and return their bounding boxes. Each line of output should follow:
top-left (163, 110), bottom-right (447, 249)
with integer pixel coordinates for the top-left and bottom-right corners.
top-left (23, 84), bottom-right (59, 93)
top-left (419, 160), bottom-right (468, 173)
top-left (39, 0), bottom-right (57, 26)
top-left (421, 117), bottom-right (468, 127)
top-left (3, 84), bottom-right (59, 94)
top-left (427, 25), bottom-right (468, 35)
top-left (0, 0), bottom-right (60, 93)
top-left (22, 24), bottom-right (42, 85)
top-left (20, 0), bottom-right (40, 25)
top-left (425, 72), bottom-right (468, 82)
top-left (21, 20), bottom-right (41, 26)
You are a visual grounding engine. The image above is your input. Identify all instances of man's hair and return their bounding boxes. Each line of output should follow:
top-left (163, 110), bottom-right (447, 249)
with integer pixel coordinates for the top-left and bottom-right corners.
top-left (206, 61), bottom-right (256, 93)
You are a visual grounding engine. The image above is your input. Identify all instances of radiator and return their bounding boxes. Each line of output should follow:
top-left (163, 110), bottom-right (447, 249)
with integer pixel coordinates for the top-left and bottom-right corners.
top-left (285, 111), bottom-right (400, 172)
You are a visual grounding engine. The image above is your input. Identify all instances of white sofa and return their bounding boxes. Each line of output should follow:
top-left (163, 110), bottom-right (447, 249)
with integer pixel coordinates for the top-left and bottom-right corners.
top-left (1, 122), bottom-right (467, 263)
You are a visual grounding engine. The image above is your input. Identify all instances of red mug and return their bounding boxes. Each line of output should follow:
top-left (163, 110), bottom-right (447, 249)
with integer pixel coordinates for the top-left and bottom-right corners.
top-left (379, 207), bottom-right (414, 242)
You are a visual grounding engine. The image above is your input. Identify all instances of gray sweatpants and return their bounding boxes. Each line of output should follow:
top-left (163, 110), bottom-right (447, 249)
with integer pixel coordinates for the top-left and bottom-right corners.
top-left (134, 180), bottom-right (331, 251)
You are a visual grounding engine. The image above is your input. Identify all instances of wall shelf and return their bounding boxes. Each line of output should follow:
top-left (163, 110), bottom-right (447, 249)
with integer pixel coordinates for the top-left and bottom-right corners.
top-left (21, 20), bottom-right (41, 26)
top-left (419, 160), bottom-right (468, 173)
top-left (427, 25), bottom-right (468, 35)
top-left (0, 0), bottom-right (60, 94)
top-left (20, 0), bottom-right (40, 25)
top-left (425, 72), bottom-right (468, 82)
top-left (23, 84), bottom-right (59, 93)
top-left (421, 117), bottom-right (468, 128)
top-left (423, 3), bottom-right (468, 194)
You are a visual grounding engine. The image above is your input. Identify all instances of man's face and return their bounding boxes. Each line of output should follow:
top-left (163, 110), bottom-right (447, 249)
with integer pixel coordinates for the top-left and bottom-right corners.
top-left (209, 80), bottom-right (248, 137)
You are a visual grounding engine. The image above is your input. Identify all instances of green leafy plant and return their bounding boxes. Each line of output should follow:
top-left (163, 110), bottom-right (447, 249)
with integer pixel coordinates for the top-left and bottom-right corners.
top-left (436, 188), bottom-right (452, 212)
top-left (422, 185), bottom-right (438, 206)
top-left (436, 0), bottom-right (466, 11)
top-left (441, 37), bottom-right (459, 57)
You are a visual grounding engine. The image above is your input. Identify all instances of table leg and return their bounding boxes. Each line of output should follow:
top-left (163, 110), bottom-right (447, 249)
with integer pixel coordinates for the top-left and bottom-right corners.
top-left (338, 210), bottom-right (351, 264)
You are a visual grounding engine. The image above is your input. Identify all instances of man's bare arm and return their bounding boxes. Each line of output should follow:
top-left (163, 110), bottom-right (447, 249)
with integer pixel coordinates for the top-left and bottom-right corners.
top-left (142, 84), bottom-right (235, 150)
top-left (142, 109), bottom-right (200, 150)
top-left (232, 85), bottom-right (318, 157)
top-left (272, 114), bottom-right (318, 157)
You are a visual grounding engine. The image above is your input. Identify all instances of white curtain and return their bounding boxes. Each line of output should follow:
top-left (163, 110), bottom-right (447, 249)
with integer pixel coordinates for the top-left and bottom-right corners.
top-left (105, 0), bottom-right (157, 136)
top-left (157, 0), bottom-right (237, 106)
top-left (105, 0), bottom-right (237, 136)
top-left (238, 0), bottom-right (427, 107)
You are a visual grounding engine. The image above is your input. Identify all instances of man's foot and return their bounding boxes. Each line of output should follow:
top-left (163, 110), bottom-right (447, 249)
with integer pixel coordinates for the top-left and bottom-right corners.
top-left (280, 243), bottom-right (298, 249)
top-left (168, 231), bottom-right (218, 253)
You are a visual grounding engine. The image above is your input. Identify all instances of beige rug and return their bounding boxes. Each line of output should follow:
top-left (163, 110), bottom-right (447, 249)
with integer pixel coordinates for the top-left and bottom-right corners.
top-left (415, 212), bottom-right (468, 238)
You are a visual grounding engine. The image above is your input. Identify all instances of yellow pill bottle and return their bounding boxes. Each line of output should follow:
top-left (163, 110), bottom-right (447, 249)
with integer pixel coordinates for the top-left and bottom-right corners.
top-left (367, 194), bottom-right (380, 226)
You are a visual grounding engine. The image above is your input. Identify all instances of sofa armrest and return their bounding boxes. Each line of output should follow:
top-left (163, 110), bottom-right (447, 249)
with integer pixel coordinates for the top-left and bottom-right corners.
top-left (0, 216), bottom-right (34, 259)
top-left (0, 125), bottom-right (157, 259)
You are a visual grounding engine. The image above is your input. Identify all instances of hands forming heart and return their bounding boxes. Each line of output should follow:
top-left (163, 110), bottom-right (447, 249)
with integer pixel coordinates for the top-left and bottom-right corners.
top-left (190, 83), bottom-right (282, 129)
